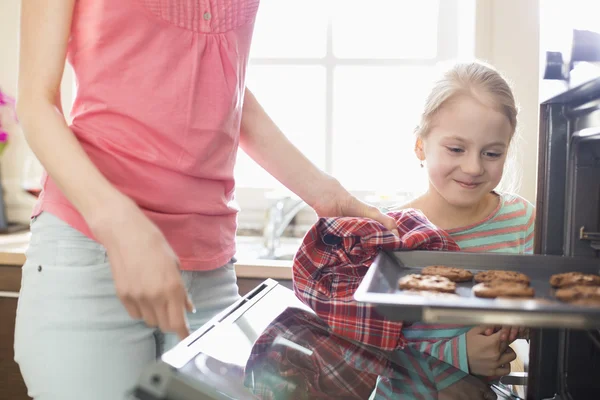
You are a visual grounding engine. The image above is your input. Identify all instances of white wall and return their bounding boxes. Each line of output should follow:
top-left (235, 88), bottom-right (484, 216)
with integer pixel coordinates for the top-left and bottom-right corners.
top-left (475, 0), bottom-right (541, 204)
top-left (0, 0), bottom-right (32, 223)
top-left (0, 1), bottom-right (74, 223)
top-left (0, 0), bottom-right (541, 224)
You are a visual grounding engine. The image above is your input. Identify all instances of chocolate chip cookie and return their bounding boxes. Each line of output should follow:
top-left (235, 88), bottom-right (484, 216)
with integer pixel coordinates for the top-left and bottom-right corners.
top-left (474, 270), bottom-right (531, 285)
top-left (421, 265), bottom-right (474, 282)
top-left (549, 272), bottom-right (600, 288)
top-left (472, 281), bottom-right (535, 299)
top-left (398, 274), bottom-right (457, 293)
top-left (403, 289), bottom-right (460, 298)
top-left (555, 285), bottom-right (600, 306)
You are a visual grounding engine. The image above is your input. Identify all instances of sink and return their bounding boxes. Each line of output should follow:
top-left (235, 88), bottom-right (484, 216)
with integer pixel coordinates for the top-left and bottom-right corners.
top-left (235, 236), bottom-right (302, 261)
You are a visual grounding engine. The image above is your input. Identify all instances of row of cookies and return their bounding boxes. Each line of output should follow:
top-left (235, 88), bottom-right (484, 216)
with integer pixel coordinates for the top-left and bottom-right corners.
top-left (550, 272), bottom-right (600, 306)
top-left (472, 270), bottom-right (600, 305)
top-left (398, 265), bottom-right (535, 299)
top-left (398, 265), bottom-right (600, 306)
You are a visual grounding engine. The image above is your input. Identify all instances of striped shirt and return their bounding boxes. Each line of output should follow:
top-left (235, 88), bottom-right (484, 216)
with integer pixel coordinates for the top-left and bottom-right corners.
top-left (447, 193), bottom-right (535, 254)
top-left (400, 192), bottom-right (536, 391)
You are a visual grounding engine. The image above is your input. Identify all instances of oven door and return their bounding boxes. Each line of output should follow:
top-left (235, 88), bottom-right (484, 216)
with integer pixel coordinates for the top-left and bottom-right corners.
top-left (531, 81), bottom-right (600, 400)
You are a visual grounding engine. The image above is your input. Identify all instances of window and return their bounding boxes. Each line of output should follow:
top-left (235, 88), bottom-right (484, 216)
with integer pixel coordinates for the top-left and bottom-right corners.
top-left (235, 0), bottom-right (471, 215)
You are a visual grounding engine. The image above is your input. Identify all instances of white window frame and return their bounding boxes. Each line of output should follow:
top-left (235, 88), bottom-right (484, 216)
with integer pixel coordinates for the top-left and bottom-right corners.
top-left (236, 0), bottom-right (474, 226)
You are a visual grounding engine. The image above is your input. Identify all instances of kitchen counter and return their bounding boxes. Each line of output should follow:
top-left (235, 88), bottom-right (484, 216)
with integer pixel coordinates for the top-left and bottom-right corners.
top-left (0, 231), bottom-right (29, 266)
top-left (0, 231), bottom-right (293, 279)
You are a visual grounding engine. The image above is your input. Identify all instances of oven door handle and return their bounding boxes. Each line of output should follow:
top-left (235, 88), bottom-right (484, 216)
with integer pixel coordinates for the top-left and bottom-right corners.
top-left (422, 308), bottom-right (589, 328)
top-left (500, 372), bottom-right (528, 386)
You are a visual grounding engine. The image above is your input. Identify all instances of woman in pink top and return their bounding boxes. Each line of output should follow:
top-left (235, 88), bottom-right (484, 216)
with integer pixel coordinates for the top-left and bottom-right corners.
top-left (14, 1), bottom-right (397, 399)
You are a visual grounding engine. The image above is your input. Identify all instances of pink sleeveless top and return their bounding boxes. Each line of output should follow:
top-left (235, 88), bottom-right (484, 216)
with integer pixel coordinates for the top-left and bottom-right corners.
top-left (33, 0), bottom-right (260, 270)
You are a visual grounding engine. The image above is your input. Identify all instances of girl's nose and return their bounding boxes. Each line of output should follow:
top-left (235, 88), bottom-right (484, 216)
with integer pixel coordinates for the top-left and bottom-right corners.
top-left (461, 155), bottom-right (484, 176)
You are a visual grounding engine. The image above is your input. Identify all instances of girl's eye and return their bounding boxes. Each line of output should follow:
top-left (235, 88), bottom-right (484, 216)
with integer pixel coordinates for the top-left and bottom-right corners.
top-left (446, 147), bottom-right (464, 153)
top-left (484, 151), bottom-right (503, 158)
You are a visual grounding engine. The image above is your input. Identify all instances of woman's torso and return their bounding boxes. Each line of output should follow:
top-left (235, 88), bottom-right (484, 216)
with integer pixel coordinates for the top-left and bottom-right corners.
top-left (35, 0), bottom-right (261, 269)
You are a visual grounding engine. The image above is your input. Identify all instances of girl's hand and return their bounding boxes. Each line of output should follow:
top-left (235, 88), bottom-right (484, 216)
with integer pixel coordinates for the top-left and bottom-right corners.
top-left (484, 325), bottom-right (529, 342)
top-left (467, 325), bottom-right (517, 377)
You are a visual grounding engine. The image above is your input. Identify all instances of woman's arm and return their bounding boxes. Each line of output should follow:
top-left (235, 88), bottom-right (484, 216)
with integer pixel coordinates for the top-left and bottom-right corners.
top-left (239, 88), bottom-right (398, 234)
top-left (18, 0), bottom-right (193, 340)
top-left (17, 0), bottom-right (127, 225)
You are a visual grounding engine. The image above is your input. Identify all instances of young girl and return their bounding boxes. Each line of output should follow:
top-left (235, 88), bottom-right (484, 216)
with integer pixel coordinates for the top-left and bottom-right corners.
top-left (400, 60), bottom-right (534, 377)
top-left (407, 62), bottom-right (533, 257)
top-left (293, 61), bottom-right (531, 388)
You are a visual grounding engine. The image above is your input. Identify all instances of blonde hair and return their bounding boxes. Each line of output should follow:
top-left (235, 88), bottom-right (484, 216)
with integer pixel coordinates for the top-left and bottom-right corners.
top-left (415, 61), bottom-right (521, 194)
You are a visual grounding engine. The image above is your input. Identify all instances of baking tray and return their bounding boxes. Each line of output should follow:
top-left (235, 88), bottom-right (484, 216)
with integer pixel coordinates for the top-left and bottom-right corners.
top-left (354, 250), bottom-right (600, 329)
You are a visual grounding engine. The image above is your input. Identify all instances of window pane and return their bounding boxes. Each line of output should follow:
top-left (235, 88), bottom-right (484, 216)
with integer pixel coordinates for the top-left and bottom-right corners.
top-left (236, 66), bottom-right (327, 188)
top-left (250, 0), bottom-right (328, 58)
top-left (332, 66), bottom-right (433, 193)
top-left (332, 0), bottom-right (439, 59)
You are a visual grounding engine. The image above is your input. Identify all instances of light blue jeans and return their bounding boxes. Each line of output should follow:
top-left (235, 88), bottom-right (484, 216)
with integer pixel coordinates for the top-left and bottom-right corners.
top-left (14, 212), bottom-right (240, 400)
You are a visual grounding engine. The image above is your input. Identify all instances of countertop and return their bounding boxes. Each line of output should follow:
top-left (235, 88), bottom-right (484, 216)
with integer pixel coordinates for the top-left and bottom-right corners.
top-left (0, 232), bottom-right (29, 266)
top-left (0, 232), bottom-right (293, 280)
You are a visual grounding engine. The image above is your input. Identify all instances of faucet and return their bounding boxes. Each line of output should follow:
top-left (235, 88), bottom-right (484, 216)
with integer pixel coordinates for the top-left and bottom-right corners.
top-left (262, 196), bottom-right (306, 259)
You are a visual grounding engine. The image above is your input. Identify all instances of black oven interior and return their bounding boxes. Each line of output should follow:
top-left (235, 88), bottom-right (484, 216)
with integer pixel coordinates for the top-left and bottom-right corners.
top-left (532, 31), bottom-right (600, 398)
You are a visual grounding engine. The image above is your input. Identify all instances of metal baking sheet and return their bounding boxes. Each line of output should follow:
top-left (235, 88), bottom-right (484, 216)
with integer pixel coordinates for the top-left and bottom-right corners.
top-left (354, 250), bottom-right (600, 329)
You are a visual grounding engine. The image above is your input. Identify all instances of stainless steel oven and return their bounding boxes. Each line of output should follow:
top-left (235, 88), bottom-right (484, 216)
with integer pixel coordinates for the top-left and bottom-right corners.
top-left (529, 29), bottom-right (600, 399)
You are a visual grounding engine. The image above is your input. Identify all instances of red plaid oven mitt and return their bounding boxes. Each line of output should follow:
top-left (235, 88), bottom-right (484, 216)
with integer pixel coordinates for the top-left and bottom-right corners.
top-left (292, 209), bottom-right (460, 351)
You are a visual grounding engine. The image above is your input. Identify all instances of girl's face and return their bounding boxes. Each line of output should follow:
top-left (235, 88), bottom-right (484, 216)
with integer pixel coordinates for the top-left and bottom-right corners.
top-left (418, 95), bottom-right (513, 209)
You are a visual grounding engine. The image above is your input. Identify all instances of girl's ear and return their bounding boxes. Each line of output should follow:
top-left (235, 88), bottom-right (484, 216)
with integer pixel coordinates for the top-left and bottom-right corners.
top-left (414, 137), bottom-right (426, 161)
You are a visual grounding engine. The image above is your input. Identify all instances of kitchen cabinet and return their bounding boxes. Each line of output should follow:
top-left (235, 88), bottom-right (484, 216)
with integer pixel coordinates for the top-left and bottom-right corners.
top-left (0, 264), bottom-right (30, 400)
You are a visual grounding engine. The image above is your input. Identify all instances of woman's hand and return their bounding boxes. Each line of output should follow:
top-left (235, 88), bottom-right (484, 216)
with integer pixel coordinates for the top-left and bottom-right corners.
top-left (92, 199), bottom-right (194, 340)
top-left (466, 325), bottom-right (517, 377)
top-left (312, 182), bottom-right (400, 236)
